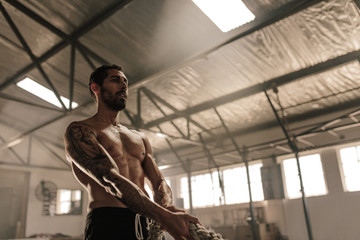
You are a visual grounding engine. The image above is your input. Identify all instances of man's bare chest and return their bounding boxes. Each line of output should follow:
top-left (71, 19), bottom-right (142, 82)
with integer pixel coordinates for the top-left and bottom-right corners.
top-left (97, 126), bottom-right (146, 162)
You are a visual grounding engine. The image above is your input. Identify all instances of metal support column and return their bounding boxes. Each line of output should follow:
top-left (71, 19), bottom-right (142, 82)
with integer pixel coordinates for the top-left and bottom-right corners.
top-left (241, 147), bottom-right (258, 240)
top-left (137, 87), bottom-right (143, 129)
top-left (198, 133), bottom-right (225, 205)
top-left (27, 135), bottom-right (32, 164)
top-left (214, 107), bottom-right (258, 240)
top-left (69, 43), bottom-right (76, 110)
top-left (187, 159), bottom-right (194, 215)
top-left (165, 139), bottom-right (193, 214)
top-left (264, 89), bottom-right (313, 240)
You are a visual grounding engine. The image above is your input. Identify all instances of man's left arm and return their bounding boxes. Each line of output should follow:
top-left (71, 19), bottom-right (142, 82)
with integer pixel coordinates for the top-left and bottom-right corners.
top-left (141, 134), bottom-right (183, 212)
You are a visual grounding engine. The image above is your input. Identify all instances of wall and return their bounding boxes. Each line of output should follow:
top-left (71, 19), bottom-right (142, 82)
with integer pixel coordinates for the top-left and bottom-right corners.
top-left (0, 165), bottom-right (88, 238)
top-left (0, 169), bottom-right (29, 239)
top-left (279, 148), bottom-right (360, 240)
top-left (168, 144), bottom-right (360, 240)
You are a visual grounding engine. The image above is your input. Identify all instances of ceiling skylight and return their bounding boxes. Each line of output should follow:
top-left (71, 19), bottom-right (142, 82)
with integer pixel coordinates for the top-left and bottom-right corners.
top-left (16, 77), bottom-right (78, 109)
top-left (192, 0), bottom-right (255, 32)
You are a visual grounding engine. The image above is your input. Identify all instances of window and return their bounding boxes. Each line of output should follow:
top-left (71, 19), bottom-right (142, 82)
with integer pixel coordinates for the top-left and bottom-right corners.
top-left (180, 177), bottom-right (190, 209)
top-left (179, 162), bottom-right (264, 209)
top-left (339, 145), bottom-right (360, 192)
top-left (55, 189), bottom-right (82, 215)
top-left (192, 171), bottom-right (223, 208)
top-left (223, 163), bottom-right (264, 204)
top-left (145, 183), bottom-right (154, 201)
top-left (282, 154), bottom-right (327, 199)
top-left (144, 178), bottom-right (171, 201)
top-left (180, 171), bottom-right (222, 209)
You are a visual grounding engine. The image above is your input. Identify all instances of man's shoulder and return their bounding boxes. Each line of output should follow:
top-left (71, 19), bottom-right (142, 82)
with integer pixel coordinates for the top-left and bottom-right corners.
top-left (67, 118), bottom-right (95, 127)
top-left (66, 120), bottom-right (89, 129)
top-left (65, 120), bottom-right (97, 136)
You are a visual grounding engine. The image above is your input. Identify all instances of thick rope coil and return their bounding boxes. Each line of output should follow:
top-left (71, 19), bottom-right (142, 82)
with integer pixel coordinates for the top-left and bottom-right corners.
top-left (146, 221), bottom-right (225, 240)
top-left (189, 223), bottom-right (225, 240)
top-left (147, 221), bottom-right (164, 240)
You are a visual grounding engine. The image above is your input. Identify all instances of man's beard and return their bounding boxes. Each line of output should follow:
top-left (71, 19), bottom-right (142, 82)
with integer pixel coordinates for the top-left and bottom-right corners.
top-left (100, 88), bottom-right (126, 111)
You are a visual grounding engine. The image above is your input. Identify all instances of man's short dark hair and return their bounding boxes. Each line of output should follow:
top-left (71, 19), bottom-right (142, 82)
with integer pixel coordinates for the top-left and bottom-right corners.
top-left (89, 64), bottom-right (122, 100)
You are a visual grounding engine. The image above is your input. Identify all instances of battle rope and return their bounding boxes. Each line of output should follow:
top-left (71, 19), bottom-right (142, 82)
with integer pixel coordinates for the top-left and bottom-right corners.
top-left (146, 221), bottom-right (225, 240)
top-left (189, 223), bottom-right (225, 240)
top-left (146, 220), bottom-right (163, 240)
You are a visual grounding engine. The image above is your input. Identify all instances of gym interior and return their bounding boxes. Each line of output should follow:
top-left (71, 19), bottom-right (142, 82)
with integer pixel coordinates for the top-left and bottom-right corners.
top-left (1, 0), bottom-right (360, 239)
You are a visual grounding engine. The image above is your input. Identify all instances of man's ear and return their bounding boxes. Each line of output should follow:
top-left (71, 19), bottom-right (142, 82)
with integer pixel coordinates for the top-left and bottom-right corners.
top-left (90, 82), bottom-right (101, 95)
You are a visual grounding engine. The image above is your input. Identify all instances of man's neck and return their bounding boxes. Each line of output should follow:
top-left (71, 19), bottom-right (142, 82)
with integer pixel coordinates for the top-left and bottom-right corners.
top-left (94, 108), bottom-right (119, 126)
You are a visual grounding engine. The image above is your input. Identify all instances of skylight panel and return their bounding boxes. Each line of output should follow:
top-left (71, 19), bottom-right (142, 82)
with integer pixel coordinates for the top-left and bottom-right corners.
top-left (16, 77), bottom-right (78, 109)
top-left (192, 0), bottom-right (255, 32)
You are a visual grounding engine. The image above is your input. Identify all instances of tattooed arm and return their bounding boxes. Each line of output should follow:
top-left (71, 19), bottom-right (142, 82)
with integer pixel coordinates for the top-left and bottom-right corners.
top-left (141, 133), bottom-right (183, 212)
top-left (64, 122), bottom-right (170, 222)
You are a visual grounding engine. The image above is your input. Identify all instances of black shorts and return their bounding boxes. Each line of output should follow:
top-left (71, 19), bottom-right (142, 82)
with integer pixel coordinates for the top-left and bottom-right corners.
top-left (84, 207), bottom-right (149, 240)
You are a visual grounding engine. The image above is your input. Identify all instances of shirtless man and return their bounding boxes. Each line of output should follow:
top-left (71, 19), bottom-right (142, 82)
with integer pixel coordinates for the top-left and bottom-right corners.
top-left (64, 64), bottom-right (198, 240)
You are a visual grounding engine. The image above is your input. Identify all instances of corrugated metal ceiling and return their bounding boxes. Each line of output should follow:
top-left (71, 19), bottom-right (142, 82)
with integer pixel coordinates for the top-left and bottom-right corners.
top-left (0, 0), bottom-right (360, 175)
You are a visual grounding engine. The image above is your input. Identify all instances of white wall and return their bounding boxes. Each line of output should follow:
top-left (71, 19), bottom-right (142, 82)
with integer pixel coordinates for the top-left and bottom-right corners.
top-left (0, 165), bottom-right (88, 238)
top-left (277, 148), bottom-right (360, 240)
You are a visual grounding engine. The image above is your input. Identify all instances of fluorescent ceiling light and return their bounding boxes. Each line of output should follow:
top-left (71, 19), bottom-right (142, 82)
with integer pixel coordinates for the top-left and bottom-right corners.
top-left (156, 132), bottom-right (168, 138)
top-left (7, 138), bottom-right (23, 148)
top-left (16, 77), bottom-right (78, 109)
top-left (158, 165), bottom-right (171, 170)
top-left (192, 0), bottom-right (255, 32)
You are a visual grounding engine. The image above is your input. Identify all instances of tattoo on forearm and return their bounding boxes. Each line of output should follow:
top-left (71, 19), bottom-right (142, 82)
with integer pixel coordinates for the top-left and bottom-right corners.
top-left (105, 172), bottom-right (159, 219)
